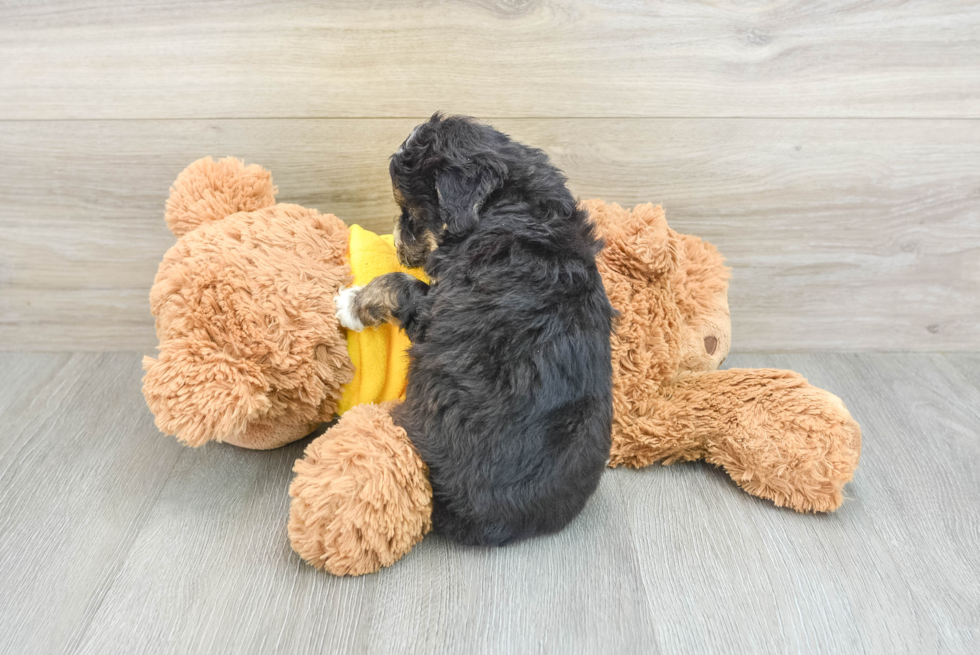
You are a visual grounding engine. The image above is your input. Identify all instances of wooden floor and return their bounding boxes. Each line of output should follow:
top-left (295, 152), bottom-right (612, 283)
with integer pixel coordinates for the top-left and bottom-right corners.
top-left (1, 352), bottom-right (977, 654)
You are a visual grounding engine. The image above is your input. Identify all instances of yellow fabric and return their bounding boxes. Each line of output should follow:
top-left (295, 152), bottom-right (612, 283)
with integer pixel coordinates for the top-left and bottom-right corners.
top-left (337, 225), bottom-right (429, 415)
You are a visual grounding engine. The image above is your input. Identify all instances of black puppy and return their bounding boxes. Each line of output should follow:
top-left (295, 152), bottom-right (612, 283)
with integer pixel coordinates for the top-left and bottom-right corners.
top-left (336, 114), bottom-right (615, 546)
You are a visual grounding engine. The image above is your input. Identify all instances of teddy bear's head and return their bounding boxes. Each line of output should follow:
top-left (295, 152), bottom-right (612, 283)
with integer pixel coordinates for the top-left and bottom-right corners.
top-left (670, 231), bottom-right (732, 375)
top-left (584, 199), bottom-right (731, 401)
top-left (143, 158), bottom-right (354, 449)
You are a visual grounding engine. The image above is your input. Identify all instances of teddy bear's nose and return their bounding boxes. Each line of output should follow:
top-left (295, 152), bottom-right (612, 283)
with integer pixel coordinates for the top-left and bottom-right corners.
top-left (704, 336), bottom-right (717, 355)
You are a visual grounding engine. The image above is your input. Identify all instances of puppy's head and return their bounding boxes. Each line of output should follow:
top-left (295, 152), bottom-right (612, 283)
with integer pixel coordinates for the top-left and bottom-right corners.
top-left (389, 113), bottom-right (509, 268)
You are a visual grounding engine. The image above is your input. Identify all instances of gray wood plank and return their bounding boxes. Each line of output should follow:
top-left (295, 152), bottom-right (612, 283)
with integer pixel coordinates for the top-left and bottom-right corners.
top-left (74, 431), bottom-right (659, 654)
top-left (1, 1), bottom-right (979, 119)
top-left (359, 475), bottom-right (659, 655)
top-left (783, 353), bottom-right (980, 651)
top-left (2, 118), bottom-right (978, 352)
top-left (0, 352), bottom-right (72, 411)
top-left (3, 353), bottom-right (978, 654)
top-left (0, 353), bottom-right (185, 655)
top-left (944, 354), bottom-right (980, 392)
top-left (72, 441), bottom-right (377, 655)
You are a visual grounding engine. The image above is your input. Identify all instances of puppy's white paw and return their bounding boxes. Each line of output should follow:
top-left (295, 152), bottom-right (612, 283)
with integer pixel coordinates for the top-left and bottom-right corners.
top-left (335, 286), bottom-right (365, 332)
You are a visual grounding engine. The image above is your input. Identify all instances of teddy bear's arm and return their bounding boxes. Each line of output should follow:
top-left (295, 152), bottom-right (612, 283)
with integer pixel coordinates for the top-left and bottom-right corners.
top-left (613, 367), bottom-right (861, 513)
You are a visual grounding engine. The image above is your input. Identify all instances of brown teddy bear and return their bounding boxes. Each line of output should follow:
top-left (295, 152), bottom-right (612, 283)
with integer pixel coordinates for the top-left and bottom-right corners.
top-left (143, 158), bottom-right (862, 577)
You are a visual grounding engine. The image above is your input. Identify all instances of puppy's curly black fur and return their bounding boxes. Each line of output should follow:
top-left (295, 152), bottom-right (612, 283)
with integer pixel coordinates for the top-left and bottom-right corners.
top-left (363, 114), bottom-right (614, 546)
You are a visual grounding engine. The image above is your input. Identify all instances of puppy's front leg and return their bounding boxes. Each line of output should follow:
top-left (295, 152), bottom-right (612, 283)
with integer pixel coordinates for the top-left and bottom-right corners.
top-left (336, 272), bottom-right (430, 340)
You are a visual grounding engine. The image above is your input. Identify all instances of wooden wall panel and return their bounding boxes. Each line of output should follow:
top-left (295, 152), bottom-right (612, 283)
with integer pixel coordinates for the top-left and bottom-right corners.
top-left (1, 1), bottom-right (978, 120)
top-left (2, 118), bottom-right (977, 351)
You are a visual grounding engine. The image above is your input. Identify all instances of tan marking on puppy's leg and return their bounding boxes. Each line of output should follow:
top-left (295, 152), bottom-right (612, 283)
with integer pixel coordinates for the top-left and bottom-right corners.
top-left (396, 227), bottom-right (439, 269)
top-left (423, 230), bottom-right (438, 253)
top-left (392, 220), bottom-right (403, 250)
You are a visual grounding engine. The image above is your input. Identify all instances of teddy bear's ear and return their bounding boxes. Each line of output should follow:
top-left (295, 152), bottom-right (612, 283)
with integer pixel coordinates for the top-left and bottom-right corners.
top-left (164, 157), bottom-right (277, 238)
top-left (586, 201), bottom-right (677, 281)
top-left (142, 341), bottom-right (272, 447)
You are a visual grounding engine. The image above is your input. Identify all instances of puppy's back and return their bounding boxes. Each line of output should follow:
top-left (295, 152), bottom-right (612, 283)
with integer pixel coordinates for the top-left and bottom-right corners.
top-left (397, 212), bottom-right (614, 546)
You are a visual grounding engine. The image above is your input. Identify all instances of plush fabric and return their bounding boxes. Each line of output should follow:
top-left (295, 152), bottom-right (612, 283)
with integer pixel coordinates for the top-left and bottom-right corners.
top-left (585, 200), bottom-right (861, 512)
top-left (164, 156), bottom-right (277, 238)
top-left (143, 158), bottom-right (423, 450)
top-left (337, 225), bottom-right (428, 414)
top-left (287, 401), bottom-right (433, 575)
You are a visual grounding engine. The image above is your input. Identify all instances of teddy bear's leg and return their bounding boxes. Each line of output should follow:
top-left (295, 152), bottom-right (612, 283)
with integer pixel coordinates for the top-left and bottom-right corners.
top-left (288, 401), bottom-right (432, 575)
top-left (614, 369), bottom-right (861, 512)
top-left (609, 400), bottom-right (709, 469)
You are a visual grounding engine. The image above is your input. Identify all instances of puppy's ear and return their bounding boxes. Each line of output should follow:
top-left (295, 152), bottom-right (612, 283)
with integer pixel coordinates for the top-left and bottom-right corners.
top-left (435, 165), bottom-right (502, 237)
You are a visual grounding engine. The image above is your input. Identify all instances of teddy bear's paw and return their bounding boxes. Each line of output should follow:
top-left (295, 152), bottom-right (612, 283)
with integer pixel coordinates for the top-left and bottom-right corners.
top-left (708, 383), bottom-right (862, 513)
top-left (334, 286), bottom-right (365, 331)
top-left (288, 402), bottom-right (432, 575)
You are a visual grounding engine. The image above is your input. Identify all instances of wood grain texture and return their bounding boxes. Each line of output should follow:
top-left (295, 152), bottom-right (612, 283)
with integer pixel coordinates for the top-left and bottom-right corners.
top-left (75, 464), bottom-right (660, 655)
top-left (0, 353), bottom-right (184, 655)
top-left (945, 354), bottom-right (980, 393)
top-left (2, 118), bottom-right (978, 352)
top-left (1, 352), bottom-right (978, 654)
top-left (1, 1), bottom-right (979, 119)
top-left (763, 353), bottom-right (980, 652)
